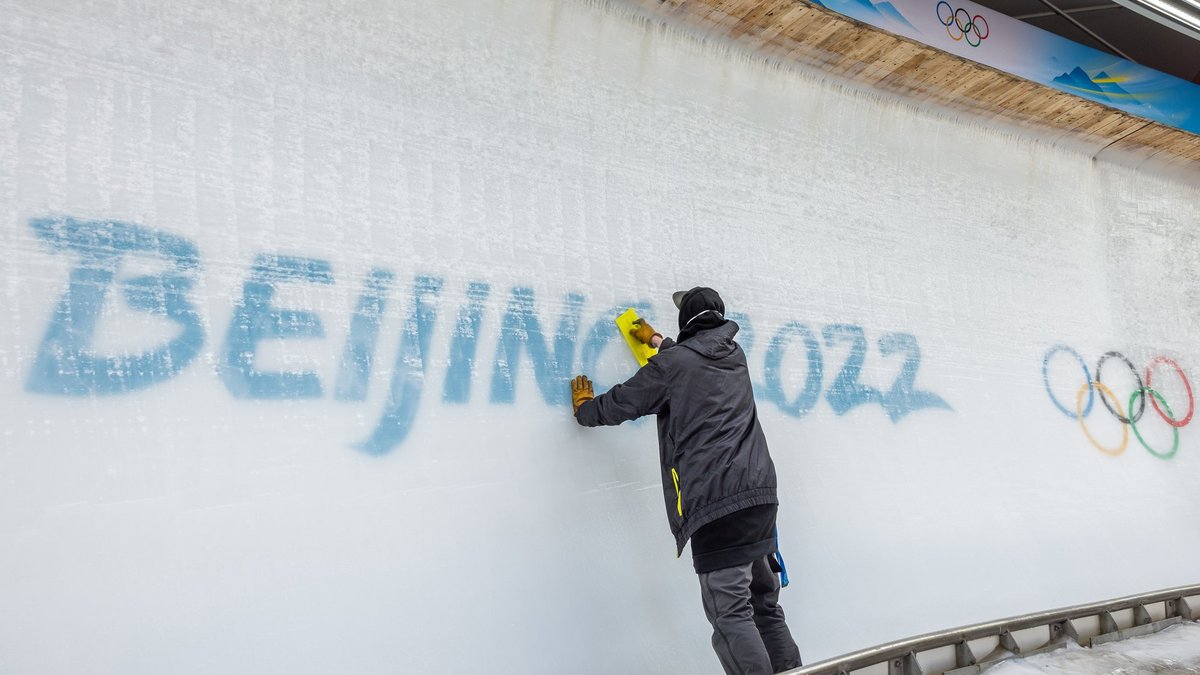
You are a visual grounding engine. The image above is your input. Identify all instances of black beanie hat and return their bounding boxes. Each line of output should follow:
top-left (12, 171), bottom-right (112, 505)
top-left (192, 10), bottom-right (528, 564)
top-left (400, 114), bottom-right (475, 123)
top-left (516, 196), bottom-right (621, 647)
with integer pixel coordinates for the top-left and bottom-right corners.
top-left (672, 286), bottom-right (725, 331)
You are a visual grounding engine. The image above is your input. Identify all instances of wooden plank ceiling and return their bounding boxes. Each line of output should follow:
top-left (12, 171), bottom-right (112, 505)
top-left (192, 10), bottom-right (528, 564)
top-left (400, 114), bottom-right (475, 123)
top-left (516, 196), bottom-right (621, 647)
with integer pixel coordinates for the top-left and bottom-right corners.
top-left (625, 0), bottom-right (1200, 174)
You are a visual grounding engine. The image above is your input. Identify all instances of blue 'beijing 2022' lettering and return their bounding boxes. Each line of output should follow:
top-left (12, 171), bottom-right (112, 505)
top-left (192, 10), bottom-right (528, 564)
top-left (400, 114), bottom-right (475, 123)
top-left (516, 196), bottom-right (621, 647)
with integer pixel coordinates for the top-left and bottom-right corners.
top-left (25, 216), bottom-right (951, 456)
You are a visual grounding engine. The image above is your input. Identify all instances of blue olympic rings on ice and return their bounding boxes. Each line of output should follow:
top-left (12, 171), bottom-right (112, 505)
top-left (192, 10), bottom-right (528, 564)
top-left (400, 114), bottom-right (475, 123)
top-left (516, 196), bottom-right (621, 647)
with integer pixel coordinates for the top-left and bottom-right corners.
top-left (1044, 345), bottom-right (1196, 460)
top-left (1043, 344), bottom-right (1093, 419)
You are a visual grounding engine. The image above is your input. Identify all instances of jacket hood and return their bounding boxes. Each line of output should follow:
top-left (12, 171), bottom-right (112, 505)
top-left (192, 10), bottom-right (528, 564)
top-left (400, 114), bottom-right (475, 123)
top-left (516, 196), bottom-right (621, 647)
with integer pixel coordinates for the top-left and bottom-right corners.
top-left (678, 320), bottom-right (740, 359)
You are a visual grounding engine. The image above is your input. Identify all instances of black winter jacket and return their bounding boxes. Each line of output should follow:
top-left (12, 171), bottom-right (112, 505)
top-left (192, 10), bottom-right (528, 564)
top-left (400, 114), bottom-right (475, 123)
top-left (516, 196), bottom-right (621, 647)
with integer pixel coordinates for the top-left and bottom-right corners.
top-left (575, 320), bottom-right (779, 555)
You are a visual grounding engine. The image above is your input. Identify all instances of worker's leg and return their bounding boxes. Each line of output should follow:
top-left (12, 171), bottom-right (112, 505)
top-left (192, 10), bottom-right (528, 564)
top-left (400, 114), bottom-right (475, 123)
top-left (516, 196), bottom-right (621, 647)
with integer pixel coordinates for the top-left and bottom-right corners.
top-left (698, 562), bottom-right (774, 675)
top-left (749, 555), bottom-right (802, 672)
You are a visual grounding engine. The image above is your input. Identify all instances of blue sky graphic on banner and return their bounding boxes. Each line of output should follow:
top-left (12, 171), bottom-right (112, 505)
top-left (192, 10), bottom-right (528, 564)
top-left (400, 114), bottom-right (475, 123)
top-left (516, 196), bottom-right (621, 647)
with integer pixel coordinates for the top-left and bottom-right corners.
top-left (810, 0), bottom-right (1200, 135)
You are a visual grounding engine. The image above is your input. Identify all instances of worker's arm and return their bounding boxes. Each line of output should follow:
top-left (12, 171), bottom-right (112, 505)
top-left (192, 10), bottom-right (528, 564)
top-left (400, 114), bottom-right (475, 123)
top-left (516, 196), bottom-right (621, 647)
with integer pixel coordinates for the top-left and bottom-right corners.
top-left (573, 358), bottom-right (670, 427)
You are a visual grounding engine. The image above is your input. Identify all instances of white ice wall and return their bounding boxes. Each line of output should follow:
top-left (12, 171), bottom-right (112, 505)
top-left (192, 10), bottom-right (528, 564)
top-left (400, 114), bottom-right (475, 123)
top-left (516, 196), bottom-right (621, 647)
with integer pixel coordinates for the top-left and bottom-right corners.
top-left (2, 0), bottom-right (1200, 673)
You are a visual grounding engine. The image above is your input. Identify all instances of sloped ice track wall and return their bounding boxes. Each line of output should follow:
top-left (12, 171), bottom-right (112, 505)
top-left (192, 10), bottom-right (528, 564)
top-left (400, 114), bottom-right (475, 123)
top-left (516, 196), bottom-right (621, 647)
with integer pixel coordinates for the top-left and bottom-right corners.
top-left (1, 0), bottom-right (1199, 673)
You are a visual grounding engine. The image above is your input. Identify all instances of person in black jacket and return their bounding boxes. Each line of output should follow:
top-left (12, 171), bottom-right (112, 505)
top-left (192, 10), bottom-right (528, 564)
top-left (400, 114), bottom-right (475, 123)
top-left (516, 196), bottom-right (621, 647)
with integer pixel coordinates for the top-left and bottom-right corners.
top-left (571, 287), bottom-right (802, 675)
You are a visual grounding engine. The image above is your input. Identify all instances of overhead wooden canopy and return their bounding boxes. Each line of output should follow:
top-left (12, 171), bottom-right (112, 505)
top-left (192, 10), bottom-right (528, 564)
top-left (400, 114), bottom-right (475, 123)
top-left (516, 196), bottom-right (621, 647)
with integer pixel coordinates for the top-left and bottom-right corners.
top-left (625, 0), bottom-right (1200, 174)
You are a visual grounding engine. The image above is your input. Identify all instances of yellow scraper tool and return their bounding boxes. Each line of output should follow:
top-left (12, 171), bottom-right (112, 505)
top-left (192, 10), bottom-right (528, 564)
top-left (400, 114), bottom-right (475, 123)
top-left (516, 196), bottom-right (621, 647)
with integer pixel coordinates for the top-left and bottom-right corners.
top-left (615, 308), bottom-right (658, 368)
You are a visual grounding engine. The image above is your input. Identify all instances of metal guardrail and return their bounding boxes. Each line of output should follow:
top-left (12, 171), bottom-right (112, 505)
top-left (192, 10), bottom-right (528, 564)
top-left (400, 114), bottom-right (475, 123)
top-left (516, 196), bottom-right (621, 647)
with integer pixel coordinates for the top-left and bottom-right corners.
top-left (783, 584), bottom-right (1200, 675)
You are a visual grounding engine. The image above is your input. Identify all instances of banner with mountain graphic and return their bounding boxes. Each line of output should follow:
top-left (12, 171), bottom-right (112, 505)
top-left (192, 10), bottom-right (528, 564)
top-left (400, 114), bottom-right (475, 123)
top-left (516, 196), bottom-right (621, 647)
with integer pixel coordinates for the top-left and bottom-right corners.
top-left (809, 0), bottom-right (1200, 135)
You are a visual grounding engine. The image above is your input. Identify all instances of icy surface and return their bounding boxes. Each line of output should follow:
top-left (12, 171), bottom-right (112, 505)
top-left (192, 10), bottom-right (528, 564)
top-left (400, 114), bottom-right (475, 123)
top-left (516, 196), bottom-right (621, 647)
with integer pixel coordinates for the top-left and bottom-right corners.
top-left (1, 0), bottom-right (1200, 673)
top-left (989, 623), bottom-right (1200, 674)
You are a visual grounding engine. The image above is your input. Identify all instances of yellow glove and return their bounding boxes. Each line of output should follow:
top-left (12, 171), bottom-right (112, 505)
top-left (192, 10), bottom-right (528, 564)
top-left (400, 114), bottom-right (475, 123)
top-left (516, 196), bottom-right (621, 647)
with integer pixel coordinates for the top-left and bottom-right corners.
top-left (571, 375), bottom-right (594, 414)
top-left (629, 318), bottom-right (662, 346)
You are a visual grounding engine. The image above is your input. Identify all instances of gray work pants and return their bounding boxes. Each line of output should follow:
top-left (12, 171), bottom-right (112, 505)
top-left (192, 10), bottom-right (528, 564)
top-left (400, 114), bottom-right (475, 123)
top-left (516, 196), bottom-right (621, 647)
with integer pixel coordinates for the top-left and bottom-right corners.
top-left (697, 556), bottom-right (802, 675)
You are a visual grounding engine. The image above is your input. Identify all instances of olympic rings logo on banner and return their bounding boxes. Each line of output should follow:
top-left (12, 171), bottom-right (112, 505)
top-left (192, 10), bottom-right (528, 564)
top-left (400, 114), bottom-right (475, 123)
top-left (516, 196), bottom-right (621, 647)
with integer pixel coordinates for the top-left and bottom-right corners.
top-left (936, 0), bottom-right (989, 47)
top-left (1042, 345), bottom-right (1194, 459)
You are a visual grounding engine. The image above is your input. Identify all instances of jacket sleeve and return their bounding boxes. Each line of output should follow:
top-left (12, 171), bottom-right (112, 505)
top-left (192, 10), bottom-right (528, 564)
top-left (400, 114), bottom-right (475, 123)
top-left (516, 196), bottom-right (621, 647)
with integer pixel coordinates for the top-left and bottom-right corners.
top-left (575, 357), bottom-right (670, 427)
